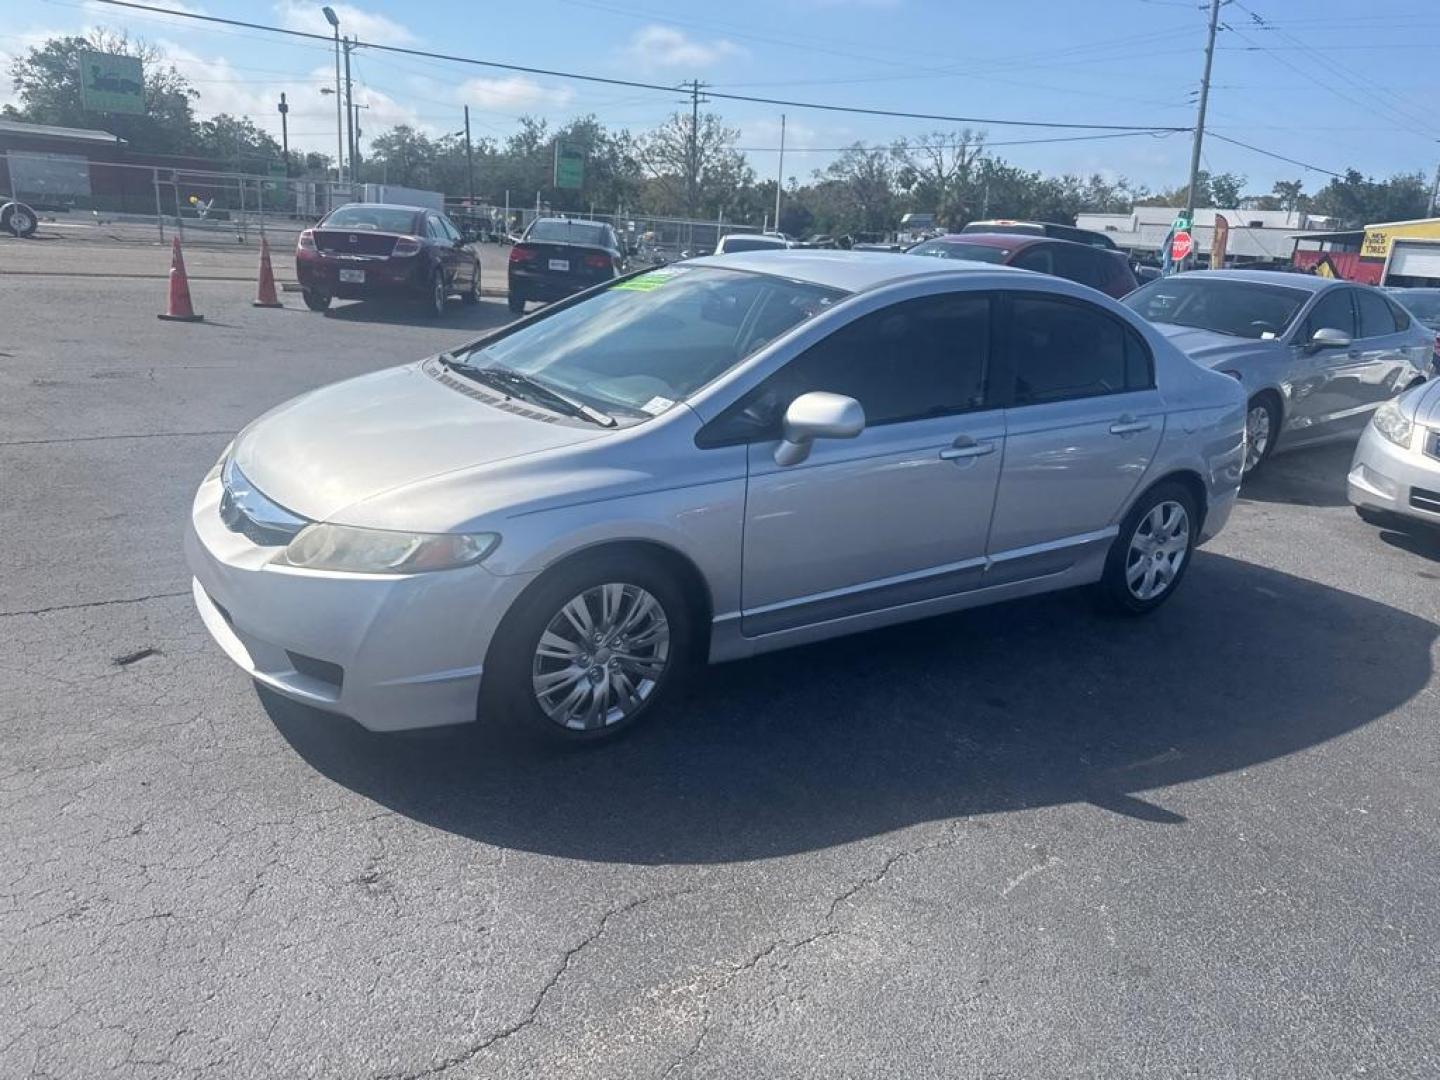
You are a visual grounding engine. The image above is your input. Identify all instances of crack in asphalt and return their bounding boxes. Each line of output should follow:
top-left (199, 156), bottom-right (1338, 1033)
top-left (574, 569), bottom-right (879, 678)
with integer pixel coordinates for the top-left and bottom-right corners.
top-left (373, 888), bottom-right (696, 1080)
top-left (0, 430), bottom-right (232, 448)
top-left (0, 590), bottom-right (189, 618)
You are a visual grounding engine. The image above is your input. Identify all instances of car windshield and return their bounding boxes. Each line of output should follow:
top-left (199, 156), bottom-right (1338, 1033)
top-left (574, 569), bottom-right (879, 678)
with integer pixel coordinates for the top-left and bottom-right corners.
top-left (907, 240), bottom-right (1010, 263)
top-left (323, 206), bottom-right (418, 233)
top-left (721, 236), bottom-right (785, 252)
top-left (456, 266), bottom-right (845, 420)
top-left (1124, 277), bottom-right (1309, 339)
top-left (527, 220), bottom-right (608, 246)
top-left (1389, 289), bottom-right (1440, 323)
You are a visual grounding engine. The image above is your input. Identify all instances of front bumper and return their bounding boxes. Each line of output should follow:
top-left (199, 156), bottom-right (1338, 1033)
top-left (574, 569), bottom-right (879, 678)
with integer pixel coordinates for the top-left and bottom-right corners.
top-left (1347, 421), bottom-right (1440, 528)
top-left (185, 472), bottom-right (535, 731)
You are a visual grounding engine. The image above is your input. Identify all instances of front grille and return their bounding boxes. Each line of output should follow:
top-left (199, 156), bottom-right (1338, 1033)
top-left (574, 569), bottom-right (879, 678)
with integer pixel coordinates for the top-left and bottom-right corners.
top-left (219, 461), bottom-right (309, 547)
top-left (1411, 487), bottom-right (1440, 515)
top-left (286, 651), bottom-right (345, 690)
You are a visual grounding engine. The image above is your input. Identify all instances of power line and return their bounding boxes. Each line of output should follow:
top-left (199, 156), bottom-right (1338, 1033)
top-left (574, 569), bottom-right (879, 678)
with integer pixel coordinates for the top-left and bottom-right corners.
top-left (1207, 132), bottom-right (1343, 178)
top-left (87, 0), bottom-right (1187, 133)
top-left (733, 131), bottom-right (1177, 154)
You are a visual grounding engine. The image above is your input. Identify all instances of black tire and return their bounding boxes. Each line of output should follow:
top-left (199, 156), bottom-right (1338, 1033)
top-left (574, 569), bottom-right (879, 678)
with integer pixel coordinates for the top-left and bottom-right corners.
top-left (1244, 392), bottom-right (1280, 475)
top-left (1098, 480), bottom-right (1201, 616)
top-left (301, 288), bottom-right (330, 312)
top-left (462, 263), bottom-right (481, 304)
top-left (482, 551), bottom-right (694, 745)
top-left (425, 271), bottom-right (447, 318)
top-left (1, 202), bottom-right (39, 238)
top-left (507, 293), bottom-right (526, 315)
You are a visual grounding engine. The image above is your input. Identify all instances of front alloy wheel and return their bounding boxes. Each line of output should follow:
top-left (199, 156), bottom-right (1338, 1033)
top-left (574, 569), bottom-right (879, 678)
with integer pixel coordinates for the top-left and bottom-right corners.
top-left (1244, 398), bottom-right (1276, 474)
top-left (1125, 500), bottom-right (1190, 602)
top-left (531, 583), bottom-right (671, 732)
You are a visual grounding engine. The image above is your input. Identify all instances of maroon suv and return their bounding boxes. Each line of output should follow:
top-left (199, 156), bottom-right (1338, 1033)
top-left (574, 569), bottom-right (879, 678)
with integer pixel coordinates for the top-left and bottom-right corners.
top-left (296, 203), bottom-right (482, 318)
top-left (907, 233), bottom-right (1139, 299)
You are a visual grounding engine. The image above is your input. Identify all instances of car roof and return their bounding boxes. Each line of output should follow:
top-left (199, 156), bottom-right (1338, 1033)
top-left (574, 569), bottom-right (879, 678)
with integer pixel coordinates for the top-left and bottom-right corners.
top-left (929, 233), bottom-right (1043, 250)
top-left (1169, 268), bottom-right (1342, 293)
top-left (531, 217), bottom-right (604, 226)
top-left (330, 203), bottom-right (429, 214)
top-left (721, 233), bottom-right (787, 244)
top-left (687, 249), bottom-right (1030, 292)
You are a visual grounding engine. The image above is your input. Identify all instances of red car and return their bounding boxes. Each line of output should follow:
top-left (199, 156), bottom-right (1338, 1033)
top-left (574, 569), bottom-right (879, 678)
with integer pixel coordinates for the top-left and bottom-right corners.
top-left (907, 233), bottom-right (1139, 299)
top-left (296, 203), bottom-right (482, 317)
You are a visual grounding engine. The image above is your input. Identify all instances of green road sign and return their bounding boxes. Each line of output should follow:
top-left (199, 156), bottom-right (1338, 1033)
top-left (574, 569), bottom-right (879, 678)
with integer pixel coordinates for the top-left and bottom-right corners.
top-left (79, 52), bottom-right (145, 115)
top-left (554, 142), bottom-right (585, 190)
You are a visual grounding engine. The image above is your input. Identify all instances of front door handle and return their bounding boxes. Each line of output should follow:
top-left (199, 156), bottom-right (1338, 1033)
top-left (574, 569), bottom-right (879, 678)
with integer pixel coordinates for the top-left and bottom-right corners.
top-left (939, 440), bottom-right (996, 460)
top-left (1109, 416), bottom-right (1152, 436)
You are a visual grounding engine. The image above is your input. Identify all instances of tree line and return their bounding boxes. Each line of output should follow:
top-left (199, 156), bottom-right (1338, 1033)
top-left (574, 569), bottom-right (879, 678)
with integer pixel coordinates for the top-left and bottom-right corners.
top-left (6, 32), bottom-right (1434, 233)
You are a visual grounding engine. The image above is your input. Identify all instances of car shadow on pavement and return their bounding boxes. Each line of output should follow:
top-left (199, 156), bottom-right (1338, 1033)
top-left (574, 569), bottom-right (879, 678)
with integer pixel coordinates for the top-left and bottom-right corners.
top-left (265, 551), bottom-right (1437, 864)
top-left (318, 298), bottom-right (515, 331)
top-left (1379, 526), bottom-right (1440, 563)
top-left (1238, 442), bottom-right (1354, 508)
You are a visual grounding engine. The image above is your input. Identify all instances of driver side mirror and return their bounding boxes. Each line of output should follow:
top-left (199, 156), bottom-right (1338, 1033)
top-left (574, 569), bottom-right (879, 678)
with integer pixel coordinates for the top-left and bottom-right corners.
top-left (774, 392), bottom-right (866, 466)
top-left (1306, 327), bottom-right (1352, 353)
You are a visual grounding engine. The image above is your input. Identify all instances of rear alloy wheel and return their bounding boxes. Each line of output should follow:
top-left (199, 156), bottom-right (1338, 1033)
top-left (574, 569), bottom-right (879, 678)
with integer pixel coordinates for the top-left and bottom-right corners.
top-left (426, 272), bottom-right (447, 318)
top-left (484, 553), bottom-right (693, 743)
top-left (301, 289), bottom-right (331, 312)
top-left (462, 264), bottom-right (481, 304)
top-left (1099, 482), bottom-right (1199, 615)
top-left (1244, 394), bottom-right (1279, 474)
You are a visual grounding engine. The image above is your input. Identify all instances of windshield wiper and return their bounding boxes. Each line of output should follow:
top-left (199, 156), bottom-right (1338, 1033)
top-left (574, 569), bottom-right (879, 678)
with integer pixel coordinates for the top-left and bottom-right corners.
top-left (437, 354), bottom-right (616, 427)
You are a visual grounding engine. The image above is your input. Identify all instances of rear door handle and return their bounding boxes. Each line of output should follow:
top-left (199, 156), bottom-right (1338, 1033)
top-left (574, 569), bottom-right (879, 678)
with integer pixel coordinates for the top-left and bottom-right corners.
top-left (1109, 417), bottom-right (1152, 436)
top-left (939, 440), bottom-right (996, 460)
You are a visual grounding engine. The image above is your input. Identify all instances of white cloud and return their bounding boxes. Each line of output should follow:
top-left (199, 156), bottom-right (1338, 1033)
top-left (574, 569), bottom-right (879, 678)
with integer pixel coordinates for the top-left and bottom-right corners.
top-left (624, 25), bottom-right (741, 71)
top-left (454, 76), bottom-right (574, 112)
top-left (81, 0), bottom-right (207, 28)
top-left (273, 1), bottom-right (416, 46)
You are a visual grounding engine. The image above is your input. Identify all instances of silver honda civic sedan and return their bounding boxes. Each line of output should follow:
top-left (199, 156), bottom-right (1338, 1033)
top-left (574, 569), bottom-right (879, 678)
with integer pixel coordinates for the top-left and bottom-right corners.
top-left (186, 251), bottom-right (1246, 741)
top-left (1124, 270), bottom-right (1434, 474)
top-left (1348, 378), bottom-right (1440, 531)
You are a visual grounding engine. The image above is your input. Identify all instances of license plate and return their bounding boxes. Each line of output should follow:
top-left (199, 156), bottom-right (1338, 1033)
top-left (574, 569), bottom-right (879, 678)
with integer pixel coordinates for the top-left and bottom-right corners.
top-left (339, 268), bottom-right (365, 283)
top-left (548, 259), bottom-right (569, 271)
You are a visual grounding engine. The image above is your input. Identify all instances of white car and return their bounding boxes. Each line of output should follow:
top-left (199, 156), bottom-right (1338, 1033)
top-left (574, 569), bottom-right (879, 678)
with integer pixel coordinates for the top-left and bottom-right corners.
top-left (714, 233), bottom-right (791, 255)
top-left (1348, 379), bottom-right (1440, 532)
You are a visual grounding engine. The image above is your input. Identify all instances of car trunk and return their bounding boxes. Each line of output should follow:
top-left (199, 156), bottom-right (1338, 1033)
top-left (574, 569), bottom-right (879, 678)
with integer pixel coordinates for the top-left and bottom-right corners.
top-left (513, 241), bottom-right (613, 287)
top-left (313, 230), bottom-right (404, 257)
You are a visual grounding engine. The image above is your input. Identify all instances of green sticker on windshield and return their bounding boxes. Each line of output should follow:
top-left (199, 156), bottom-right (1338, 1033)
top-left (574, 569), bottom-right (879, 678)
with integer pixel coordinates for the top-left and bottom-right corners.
top-left (611, 267), bottom-right (687, 292)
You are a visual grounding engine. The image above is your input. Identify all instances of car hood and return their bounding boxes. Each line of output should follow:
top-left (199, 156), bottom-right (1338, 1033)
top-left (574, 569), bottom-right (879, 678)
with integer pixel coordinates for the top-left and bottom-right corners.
top-left (1151, 323), bottom-right (1281, 368)
top-left (232, 362), bottom-right (608, 522)
top-left (1401, 378), bottom-right (1440, 425)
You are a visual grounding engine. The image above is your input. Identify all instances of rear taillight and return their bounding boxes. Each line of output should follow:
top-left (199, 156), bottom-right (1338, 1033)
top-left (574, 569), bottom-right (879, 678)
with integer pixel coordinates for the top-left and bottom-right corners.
top-left (392, 236), bottom-right (421, 256)
top-left (297, 229), bottom-right (316, 252)
top-left (509, 245), bottom-right (538, 263)
top-left (584, 253), bottom-right (611, 269)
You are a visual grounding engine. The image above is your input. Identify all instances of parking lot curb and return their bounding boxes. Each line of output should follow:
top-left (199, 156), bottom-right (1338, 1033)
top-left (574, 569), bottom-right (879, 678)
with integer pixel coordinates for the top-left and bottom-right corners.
top-left (1, 269), bottom-right (510, 296)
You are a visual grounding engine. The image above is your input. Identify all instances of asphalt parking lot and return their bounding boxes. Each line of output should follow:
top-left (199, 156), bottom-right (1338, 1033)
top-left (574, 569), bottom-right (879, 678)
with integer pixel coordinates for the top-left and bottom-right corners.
top-left (3, 256), bottom-right (1440, 1079)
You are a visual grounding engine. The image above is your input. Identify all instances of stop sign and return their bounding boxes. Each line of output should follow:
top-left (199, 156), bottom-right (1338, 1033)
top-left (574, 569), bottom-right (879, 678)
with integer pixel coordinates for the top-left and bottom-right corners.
top-left (1171, 230), bottom-right (1193, 262)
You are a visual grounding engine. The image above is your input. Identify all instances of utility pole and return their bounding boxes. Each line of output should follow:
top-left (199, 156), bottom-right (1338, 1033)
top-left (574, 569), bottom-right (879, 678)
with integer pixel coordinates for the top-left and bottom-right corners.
top-left (277, 92), bottom-right (289, 175)
top-left (1430, 158), bottom-right (1440, 217)
top-left (343, 36), bottom-right (356, 184)
top-left (1182, 0), bottom-right (1223, 261)
top-left (322, 7), bottom-right (343, 185)
top-left (464, 105), bottom-right (475, 205)
top-left (774, 113), bottom-right (786, 235)
top-left (684, 79), bottom-right (707, 218)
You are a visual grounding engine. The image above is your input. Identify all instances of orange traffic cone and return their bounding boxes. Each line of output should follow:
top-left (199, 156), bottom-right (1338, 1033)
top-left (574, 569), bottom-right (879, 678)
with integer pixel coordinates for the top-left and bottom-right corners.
top-left (157, 236), bottom-right (203, 322)
top-left (253, 236), bottom-right (282, 308)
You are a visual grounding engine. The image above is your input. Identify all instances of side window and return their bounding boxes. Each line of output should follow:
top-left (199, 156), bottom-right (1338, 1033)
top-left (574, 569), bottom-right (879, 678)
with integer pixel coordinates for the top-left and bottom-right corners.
top-left (1007, 293), bottom-right (1145, 405)
top-left (1051, 245), bottom-right (1105, 290)
top-left (439, 215), bottom-right (462, 241)
top-left (701, 292), bottom-right (993, 444)
top-left (1385, 298), bottom-right (1411, 331)
top-left (423, 216), bottom-right (442, 240)
top-left (1012, 245), bottom-right (1054, 275)
top-left (1302, 289), bottom-right (1357, 338)
top-left (1356, 289), bottom-right (1398, 338)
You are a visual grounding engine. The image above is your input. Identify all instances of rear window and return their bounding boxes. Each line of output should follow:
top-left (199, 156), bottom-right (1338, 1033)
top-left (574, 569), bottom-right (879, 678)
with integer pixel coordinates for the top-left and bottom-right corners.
top-left (1125, 277), bottom-right (1308, 339)
top-left (526, 220), bottom-right (608, 246)
top-left (907, 240), bottom-right (1010, 264)
top-left (323, 206), bottom-right (419, 233)
top-left (720, 236), bottom-right (785, 253)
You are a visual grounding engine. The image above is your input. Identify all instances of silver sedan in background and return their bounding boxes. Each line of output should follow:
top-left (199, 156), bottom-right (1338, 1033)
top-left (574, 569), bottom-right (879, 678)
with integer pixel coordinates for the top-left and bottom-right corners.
top-left (187, 252), bottom-right (1245, 743)
top-left (1125, 270), bottom-right (1433, 473)
top-left (1349, 378), bottom-right (1440, 532)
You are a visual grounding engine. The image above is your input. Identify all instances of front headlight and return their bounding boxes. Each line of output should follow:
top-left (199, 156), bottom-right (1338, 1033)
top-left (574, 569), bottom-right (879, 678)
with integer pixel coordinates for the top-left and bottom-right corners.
top-left (1372, 401), bottom-right (1414, 449)
top-left (279, 524), bottom-right (499, 574)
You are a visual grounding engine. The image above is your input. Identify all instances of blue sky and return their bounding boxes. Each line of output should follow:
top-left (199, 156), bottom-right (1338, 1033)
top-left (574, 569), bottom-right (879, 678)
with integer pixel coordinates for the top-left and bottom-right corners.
top-left (8, 0), bottom-right (1440, 201)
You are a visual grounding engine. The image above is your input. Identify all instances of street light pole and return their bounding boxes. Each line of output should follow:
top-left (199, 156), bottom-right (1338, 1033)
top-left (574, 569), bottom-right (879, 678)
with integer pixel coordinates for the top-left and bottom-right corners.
top-left (322, 6), bottom-right (343, 185)
top-left (277, 92), bottom-right (290, 175)
top-left (1182, 0), bottom-right (1222, 254)
top-left (343, 35), bottom-right (356, 183)
top-left (774, 113), bottom-right (785, 235)
top-left (464, 105), bottom-right (475, 205)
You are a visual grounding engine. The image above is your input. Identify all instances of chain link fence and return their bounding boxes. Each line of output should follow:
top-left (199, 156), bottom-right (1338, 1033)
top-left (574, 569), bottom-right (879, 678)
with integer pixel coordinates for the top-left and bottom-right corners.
top-left (2, 152), bottom-right (761, 258)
